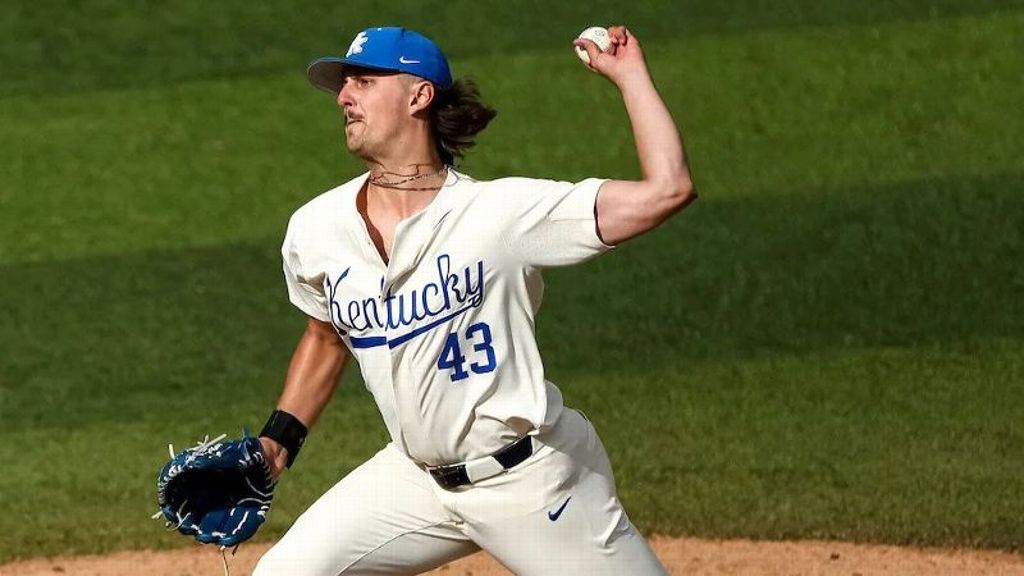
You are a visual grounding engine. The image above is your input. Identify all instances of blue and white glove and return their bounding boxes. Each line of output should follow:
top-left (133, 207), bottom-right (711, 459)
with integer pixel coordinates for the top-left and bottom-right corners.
top-left (156, 432), bottom-right (275, 547)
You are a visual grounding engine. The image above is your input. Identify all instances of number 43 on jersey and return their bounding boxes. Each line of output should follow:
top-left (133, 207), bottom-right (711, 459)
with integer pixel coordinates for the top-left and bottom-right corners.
top-left (437, 322), bottom-right (496, 381)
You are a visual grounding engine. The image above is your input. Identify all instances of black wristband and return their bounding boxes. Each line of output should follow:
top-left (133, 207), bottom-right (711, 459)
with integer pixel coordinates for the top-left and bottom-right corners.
top-left (259, 410), bottom-right (308, 468)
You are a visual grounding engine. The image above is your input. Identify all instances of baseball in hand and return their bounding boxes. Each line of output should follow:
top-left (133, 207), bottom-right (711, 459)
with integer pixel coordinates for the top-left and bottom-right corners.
top-left (574, 26), bottom-right (611, 64)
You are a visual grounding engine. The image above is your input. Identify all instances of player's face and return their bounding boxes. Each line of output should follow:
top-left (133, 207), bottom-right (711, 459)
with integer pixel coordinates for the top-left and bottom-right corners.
top-left (337, 70), bottom-right (415, 159)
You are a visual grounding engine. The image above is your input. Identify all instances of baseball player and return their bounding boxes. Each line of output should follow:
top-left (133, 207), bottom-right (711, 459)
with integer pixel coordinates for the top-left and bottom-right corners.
top-left (251, 25), bottom-right (695, 575)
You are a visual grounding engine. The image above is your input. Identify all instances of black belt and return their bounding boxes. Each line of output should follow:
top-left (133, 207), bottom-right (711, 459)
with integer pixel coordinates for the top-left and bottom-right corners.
top-left (427, 436), bottom-right (534, 490)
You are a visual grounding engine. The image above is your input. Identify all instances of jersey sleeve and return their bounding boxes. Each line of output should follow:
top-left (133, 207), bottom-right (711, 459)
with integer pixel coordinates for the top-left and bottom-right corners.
top-left (281, 214), bottom-right (332, 322)
top-left (498, 177), bottom-right (614, 267)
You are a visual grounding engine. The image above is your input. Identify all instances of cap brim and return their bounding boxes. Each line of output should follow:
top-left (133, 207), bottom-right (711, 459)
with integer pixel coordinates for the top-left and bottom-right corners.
top-left (306, 57), bottom-right (401, 93)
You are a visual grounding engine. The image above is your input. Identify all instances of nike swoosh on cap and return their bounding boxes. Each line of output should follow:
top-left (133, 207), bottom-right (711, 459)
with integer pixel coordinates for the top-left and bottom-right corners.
top-left (399, 56), bottom-right (421, 64)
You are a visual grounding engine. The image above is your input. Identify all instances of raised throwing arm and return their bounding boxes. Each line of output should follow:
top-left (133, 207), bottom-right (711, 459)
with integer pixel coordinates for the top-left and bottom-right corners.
top-left (574, 26), bottom-right (696, 246)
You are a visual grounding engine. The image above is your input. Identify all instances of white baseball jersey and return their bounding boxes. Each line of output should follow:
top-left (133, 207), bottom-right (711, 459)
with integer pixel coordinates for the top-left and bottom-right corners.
top-left (281, 169), bottom-right (611, 466)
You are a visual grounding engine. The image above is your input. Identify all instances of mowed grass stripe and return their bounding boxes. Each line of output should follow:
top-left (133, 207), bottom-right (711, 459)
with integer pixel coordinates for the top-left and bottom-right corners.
top-left (536, 172), bottom-right (1024, 371)
top-left (2, 11), bottom-right (1022, 264)
top-left (1, 0), bottom-right (1019, 98)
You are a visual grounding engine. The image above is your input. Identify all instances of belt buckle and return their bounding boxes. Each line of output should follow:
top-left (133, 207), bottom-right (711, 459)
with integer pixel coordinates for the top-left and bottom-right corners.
top-left (427, 464), bottom-right (469, 490)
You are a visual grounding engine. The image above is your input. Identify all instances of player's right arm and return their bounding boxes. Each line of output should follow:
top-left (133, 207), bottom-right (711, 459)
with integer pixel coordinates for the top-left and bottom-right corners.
top-left (574, 25), bottom-right (696, 246)
top-left (260, 317), bottom-right (350, 479)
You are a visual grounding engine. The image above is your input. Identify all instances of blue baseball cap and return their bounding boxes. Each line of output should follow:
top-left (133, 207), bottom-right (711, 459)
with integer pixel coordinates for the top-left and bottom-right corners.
top-left (307, 27), bottom-right (453, 93)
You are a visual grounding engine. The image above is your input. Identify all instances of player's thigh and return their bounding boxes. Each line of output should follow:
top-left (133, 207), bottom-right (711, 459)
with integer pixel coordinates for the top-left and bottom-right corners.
top-left (462, 409), bottom-right (667, 575)
top-left (253, 443), bottom-right (478, 576)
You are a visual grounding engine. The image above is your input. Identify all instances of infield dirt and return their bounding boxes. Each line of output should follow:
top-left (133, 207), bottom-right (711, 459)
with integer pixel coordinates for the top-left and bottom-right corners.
top-left (2, 536), bottom-right (1022, 576)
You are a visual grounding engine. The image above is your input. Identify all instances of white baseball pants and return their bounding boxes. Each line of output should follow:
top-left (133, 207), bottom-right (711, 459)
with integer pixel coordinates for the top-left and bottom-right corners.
top-left (253, 409), bottom-right (667, 575)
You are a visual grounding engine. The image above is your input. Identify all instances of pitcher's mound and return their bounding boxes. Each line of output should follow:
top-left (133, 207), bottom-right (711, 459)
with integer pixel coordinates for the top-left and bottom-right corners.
top-left (2, 536), bottom-right (1022, 575)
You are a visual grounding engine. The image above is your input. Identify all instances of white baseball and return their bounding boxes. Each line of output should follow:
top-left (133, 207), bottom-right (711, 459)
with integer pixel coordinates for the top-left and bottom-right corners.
top-left (575, 26), bottom-right (611, 64)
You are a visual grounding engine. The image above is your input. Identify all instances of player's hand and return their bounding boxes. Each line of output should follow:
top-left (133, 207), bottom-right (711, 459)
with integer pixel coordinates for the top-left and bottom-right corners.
top-left (573, 26), bottom-right (650, 87)
top-left (260, 436), bottom-right (289, 480)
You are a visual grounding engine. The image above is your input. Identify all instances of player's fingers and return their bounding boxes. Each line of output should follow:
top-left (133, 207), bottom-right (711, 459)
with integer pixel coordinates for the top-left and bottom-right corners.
top-left (607, 28), bottom-right (623, 49)
top-left (608, 26), bottom-right (628, 45)
top-left (604, 38), bottom-right (619, 57)
top-left (623, 26), bottom-right (640, 47)
top-left (573, 38), bottom-right (601, 58)
top-left (573, 38), bottom-right (604, 70)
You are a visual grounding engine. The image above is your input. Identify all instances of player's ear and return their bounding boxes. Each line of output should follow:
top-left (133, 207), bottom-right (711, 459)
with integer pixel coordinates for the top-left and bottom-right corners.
top-left (408, 79), bottom-right (435, 114)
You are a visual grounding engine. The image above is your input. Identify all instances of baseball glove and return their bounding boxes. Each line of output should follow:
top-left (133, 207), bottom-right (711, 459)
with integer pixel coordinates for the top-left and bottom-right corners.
top-left (155, 432), bottom-right (275, 547)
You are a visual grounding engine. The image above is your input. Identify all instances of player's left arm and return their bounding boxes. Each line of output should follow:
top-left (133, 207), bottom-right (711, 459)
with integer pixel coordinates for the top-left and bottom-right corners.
top-left (575, 26), bottom-right (696, 246)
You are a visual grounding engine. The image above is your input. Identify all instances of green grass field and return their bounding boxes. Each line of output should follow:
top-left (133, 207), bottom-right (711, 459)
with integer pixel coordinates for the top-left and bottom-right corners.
top-left (2, 0), bottom-right (1023, 562)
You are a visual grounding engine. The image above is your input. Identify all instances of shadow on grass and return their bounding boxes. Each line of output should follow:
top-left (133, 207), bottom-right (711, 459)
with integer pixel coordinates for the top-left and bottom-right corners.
top-left (539, 170), bottom-right (1024, 372)
top-left (1, 171), bottom-right (1022, 430)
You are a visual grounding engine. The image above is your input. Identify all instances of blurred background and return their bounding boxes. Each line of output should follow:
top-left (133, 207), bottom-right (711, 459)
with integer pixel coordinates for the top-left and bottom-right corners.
top-left (1, 0), bottom-right (1022, 561)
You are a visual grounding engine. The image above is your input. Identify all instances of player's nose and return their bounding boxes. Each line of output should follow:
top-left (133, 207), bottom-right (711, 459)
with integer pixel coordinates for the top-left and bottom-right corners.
top-left (337, 81), bottom-right (355, 109)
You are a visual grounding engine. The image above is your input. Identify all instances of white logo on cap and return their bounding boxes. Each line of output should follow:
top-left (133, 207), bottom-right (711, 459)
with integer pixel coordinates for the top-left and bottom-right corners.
top-left (398, 56), bottom-right (421, 64)
top-left (346, 32), bottom-right (369, 57)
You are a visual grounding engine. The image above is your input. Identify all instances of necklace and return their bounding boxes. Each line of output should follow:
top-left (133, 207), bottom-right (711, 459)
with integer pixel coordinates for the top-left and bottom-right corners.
top-left (368, 165), bottom-right (448, 188)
